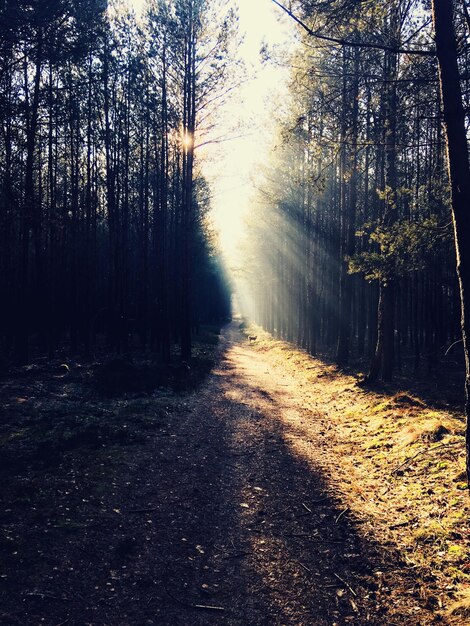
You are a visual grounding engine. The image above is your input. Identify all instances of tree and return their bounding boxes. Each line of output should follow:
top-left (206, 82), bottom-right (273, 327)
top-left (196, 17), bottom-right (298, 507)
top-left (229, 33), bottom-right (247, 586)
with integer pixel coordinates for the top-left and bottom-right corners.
top-left (0, 0), bottom-right (232, 364)
top-left (243, 0), bottom-right (458, 391)
top-left (431, 0), bottom-right (470, 484)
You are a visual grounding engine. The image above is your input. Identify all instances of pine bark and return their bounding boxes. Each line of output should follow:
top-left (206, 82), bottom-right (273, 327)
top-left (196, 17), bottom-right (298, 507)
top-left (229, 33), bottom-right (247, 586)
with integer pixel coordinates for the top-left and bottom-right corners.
top-left (432, 0), bottom-right (470, 485)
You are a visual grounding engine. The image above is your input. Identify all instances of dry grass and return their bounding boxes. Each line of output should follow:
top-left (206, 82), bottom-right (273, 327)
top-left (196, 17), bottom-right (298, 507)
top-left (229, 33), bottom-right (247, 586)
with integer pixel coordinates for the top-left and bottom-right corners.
top-left (242, 323), bottom-right (470, 623)
top-left (447, 588), bottom-right (470, 620)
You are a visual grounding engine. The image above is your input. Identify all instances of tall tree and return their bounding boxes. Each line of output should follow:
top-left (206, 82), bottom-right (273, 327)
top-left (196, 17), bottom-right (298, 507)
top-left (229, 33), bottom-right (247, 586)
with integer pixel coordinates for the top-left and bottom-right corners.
top-left (0, 0), bottom-right (233, 364)
top-left (432, 0), bottom-right (470, 483)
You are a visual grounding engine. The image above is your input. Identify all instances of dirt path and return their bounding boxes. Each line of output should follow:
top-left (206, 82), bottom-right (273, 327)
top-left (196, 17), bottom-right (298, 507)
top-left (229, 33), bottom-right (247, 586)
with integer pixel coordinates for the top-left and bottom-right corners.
top-left (108, 322), bottom-right (428, 626)
top-left (1, 322), bottom-right (461, 625)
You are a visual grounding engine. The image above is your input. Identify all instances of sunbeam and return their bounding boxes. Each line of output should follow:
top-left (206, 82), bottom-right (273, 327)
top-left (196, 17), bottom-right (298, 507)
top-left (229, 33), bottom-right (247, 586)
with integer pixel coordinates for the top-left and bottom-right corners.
top-left (203, 0), bottom-right (296, 315)
top-left (129, 0), bottom-right (144, 13)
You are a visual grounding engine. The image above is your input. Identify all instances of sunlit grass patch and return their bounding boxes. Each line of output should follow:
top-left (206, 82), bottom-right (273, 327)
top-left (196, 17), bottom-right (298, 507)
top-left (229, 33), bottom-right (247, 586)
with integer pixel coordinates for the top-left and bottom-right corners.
top-left (447, 544), bottom-right (468, 563)
top-left (370, 392), bottom-right (425, 415)
top-left (398, 414), bottom-right (463, 448)
top-left (413, 522), bottom-right (449, 546)
top-left (242, 324), bottom-right (469, 622)
top-left (446, 587), bottom-right (470, 620)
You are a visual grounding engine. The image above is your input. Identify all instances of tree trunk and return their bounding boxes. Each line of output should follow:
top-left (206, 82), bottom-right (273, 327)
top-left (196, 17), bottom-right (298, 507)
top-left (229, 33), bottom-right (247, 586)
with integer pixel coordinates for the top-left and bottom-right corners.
top-left (367, 3), bottom-right (399, 382)
top-left (432, 0), bottom-right (470, 486)
top-left (337, 46), bottom-right (360, 367)
top-left (17, 30), bottom-right (43, 363)
top-left (180, 19), bottom-right (197, 361)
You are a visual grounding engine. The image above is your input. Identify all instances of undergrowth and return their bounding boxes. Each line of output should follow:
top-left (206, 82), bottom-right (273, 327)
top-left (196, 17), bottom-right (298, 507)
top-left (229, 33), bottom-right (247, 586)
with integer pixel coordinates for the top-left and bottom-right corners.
top-left (0, 324), bottom-right (223, 474)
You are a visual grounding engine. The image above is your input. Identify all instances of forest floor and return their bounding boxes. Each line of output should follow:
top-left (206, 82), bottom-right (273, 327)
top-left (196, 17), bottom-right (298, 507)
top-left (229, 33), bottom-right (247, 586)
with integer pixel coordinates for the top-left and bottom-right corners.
top-left (0, 320), bottom-right (469, 625)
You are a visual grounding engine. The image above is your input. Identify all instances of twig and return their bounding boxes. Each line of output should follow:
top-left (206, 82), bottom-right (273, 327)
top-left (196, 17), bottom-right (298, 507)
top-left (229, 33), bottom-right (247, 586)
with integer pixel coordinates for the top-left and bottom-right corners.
top-left (272, 506), bottom-right (292, 517)
top-left (391, 441), bottom-right (462, 475)
top-left (335, 508), bottom-right (349, 524)
top-left (281, 532), bottom-right (321, 539)
top-left (311, 496), bottom-right (329, 504)
top-left (296, 499), bottom-right (322, 518)
top-left (334, 573), bottom-right (357, 597)
top-left (445, 339), bottom-right (463, 356)
top-left (193, 604), bottom-right (225, 612)
top-left (389, 521), bottom-right (409, 529)
top-left (54, 620), bottom-right (69, 626)
top-left (298, 561), bottom-right (312, 574)
top-left (26, 592), bottom-right (69, 601)
top-left (252, 528), bottom-right (343, 543)
top-left (223, 551), bottom-right (252, 559)
top-left (227, 449), bottom-right (256, 457)
top-left (163, 584), bottom-right (224, 612)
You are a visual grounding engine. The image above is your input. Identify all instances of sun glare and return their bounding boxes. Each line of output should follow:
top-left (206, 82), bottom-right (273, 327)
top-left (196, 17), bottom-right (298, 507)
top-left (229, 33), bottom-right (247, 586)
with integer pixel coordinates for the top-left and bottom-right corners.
top-left (182, 132), bottom-right (194, 151)
top-left (127, 0), bottom-right (296, 312)
top-left (205, 0), bottom-right (295, 275)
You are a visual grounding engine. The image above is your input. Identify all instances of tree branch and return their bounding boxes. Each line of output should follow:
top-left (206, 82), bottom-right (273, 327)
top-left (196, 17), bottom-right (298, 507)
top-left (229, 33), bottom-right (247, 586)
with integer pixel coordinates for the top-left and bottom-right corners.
top-left (462, 0), bottom-right (470, 36)
top-left (271, 0), bottom-right (435, 56)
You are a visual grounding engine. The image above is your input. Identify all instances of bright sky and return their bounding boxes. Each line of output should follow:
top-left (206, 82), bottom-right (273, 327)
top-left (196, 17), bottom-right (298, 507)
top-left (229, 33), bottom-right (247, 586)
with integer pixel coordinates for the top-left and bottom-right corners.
top-left (204, 0), bottom-right (295, 267)
top-left (128, 0), bottom-right (296, 266)
top-left (130, 0), bottom-right (144, 13)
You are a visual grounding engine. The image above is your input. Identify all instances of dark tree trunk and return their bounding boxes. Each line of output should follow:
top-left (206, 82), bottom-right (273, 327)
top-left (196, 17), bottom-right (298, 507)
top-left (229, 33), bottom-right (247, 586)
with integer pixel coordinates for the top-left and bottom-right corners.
top-left (181, 24), bottom-right (196, 361)
top-left (17, 30), bottom-right (43, 363)
top-left (432, 0), bottom-right (470, 485)
top-left (367, 3), bottom-right (399, 382)
top-left (337, 46), bottom-right (360, 367)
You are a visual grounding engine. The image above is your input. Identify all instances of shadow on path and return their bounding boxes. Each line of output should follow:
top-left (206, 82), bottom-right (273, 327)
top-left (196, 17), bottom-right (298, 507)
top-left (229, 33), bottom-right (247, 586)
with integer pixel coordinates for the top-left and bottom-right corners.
top-left (0, 324), bottom-right (435, 625)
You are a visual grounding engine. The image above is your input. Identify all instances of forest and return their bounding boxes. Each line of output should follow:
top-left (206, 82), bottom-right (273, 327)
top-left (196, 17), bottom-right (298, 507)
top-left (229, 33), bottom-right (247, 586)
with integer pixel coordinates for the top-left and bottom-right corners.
top-left (243, 0), bottom-right (470, 481)
top-left (0, 0), bottom-right (470, 624)
top-left (0, 0), bottom-right (232, 365)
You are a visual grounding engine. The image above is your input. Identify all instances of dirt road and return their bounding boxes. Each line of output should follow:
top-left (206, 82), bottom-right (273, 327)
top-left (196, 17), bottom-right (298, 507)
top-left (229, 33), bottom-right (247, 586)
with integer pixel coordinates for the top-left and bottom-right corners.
top-left (117, 322), bottom-right (420, 626)
top-left (1, 323), bottom-right (444, 625)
